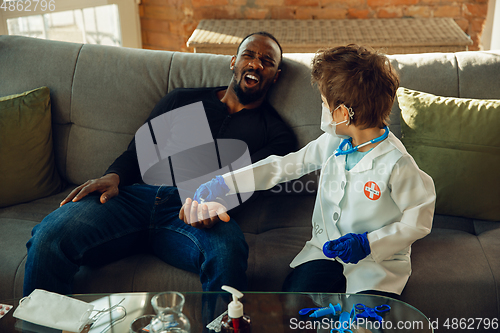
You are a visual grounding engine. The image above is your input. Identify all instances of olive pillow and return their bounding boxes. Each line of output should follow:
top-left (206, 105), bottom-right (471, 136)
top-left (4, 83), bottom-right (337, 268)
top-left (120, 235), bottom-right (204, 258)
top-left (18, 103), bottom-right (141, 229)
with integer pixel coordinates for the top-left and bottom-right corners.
top-left (0, 87), bottom-right (65, 207)
top-left (397, 87), bottom-right (500, 221)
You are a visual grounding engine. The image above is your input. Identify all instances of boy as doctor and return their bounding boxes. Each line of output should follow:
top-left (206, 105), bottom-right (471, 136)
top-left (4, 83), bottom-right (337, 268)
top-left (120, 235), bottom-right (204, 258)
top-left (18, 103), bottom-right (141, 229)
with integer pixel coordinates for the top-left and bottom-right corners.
top-left (181, 44), bottom-right (436, 298)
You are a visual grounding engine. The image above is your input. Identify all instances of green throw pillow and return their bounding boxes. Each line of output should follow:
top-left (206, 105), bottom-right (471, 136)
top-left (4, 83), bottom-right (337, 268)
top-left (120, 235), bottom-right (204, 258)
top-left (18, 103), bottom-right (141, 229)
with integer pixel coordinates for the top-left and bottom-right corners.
top-left (0, 87), bottom-right (65, 207)
top-left (397, 87), bottom-right (500, 221)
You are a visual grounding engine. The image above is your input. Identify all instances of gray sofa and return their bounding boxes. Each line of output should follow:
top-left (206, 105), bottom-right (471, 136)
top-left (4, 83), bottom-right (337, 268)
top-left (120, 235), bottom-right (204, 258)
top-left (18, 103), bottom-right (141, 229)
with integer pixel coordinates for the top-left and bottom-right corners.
top-left (1, 35), bottom-right (499, 330)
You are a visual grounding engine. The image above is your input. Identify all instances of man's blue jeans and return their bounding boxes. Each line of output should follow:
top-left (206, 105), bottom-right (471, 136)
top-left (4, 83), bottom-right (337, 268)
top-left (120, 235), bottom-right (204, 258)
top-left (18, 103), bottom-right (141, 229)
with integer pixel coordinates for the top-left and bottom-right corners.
top-left (23, 184), bottom-right (249, 296)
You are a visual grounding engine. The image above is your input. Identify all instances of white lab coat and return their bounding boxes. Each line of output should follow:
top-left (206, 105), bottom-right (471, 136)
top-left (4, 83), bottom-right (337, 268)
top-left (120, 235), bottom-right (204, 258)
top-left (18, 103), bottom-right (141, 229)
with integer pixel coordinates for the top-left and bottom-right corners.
top-left (224, 131), bottom-right (436, 295)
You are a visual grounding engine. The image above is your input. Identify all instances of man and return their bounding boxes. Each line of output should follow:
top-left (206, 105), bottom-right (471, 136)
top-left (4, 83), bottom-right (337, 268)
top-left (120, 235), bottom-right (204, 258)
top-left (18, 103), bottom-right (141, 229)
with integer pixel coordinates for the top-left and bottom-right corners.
top-left (23, 32), bottom-right (296, 296)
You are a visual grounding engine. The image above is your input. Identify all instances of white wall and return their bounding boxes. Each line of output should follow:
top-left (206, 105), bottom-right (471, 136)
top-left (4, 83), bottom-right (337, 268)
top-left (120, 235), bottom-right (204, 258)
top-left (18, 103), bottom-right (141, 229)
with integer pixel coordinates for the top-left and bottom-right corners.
top-left (483, 0), bottom-right (500, 50)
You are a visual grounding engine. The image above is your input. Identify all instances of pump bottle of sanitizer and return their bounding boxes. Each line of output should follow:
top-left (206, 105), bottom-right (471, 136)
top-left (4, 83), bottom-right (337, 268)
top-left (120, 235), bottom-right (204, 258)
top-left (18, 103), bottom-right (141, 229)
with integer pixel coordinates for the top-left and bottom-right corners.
top-left (220, 286), bottom-right (251, 333)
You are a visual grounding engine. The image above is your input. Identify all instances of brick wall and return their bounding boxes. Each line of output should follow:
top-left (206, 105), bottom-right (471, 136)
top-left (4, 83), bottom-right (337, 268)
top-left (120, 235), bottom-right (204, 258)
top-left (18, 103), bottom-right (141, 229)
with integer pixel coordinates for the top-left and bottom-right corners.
top-left (139, 0), bottom-right (489, 51)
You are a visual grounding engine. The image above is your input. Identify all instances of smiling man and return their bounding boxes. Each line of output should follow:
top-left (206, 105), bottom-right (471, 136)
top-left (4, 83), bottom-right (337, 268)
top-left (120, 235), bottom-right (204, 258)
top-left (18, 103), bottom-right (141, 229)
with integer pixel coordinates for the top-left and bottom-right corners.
top-left (226, 34), bottom-right (283, 108)
top-left (23, 31), bottom-right (296, 297)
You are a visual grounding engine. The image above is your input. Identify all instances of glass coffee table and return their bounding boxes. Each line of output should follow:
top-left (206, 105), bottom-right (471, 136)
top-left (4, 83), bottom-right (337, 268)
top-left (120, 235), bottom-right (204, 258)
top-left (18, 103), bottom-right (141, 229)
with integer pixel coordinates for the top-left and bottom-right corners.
top-left (0, 292), bottom-right (432, 332)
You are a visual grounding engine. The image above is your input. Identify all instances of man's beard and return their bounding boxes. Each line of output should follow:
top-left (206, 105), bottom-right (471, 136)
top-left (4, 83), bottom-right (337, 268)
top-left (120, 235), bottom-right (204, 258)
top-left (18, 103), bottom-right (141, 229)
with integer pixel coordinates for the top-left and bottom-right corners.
top-left (232, 80), bottom-right (266, 105)
top-left (231, 71), bottom-right (268, 105)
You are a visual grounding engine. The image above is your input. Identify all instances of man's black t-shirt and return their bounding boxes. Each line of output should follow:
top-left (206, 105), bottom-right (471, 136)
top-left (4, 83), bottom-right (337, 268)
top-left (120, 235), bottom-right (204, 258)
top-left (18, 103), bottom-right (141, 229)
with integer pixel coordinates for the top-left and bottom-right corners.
top-left (105, 87), bottom-right (296, 186)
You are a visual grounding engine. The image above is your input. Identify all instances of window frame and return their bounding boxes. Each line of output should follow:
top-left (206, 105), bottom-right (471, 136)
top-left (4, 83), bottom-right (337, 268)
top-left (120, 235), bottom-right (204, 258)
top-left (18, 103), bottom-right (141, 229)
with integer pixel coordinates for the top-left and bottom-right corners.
top-left (0, 0), bottom-right (142, 48)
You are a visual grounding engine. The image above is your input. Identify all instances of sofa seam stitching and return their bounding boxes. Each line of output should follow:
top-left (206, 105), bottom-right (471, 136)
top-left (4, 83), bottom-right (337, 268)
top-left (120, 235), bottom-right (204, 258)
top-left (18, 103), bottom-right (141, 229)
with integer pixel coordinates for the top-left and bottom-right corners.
top-left (65, 122), bottom-right (135, 136)
top-left (247, 235), bottom-right (256, 290)
top-left (65, 43), bottom-right (84, 179)
top-left (131, 256), bottom-right (142, 292)
top-left (167, 52), bottom-right (174, 93)
top-left (455, 54), bottom-right (460, 97)
top-left (12, 254), bottom-right (27, 298)
top-left (474, 226), bottom-right (500, 317)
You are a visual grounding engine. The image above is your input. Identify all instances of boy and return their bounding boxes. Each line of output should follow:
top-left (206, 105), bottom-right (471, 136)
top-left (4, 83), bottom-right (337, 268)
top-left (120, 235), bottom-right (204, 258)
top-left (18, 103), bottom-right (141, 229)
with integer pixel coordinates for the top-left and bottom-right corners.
top-left (182, 44), bottom-right (436, 298)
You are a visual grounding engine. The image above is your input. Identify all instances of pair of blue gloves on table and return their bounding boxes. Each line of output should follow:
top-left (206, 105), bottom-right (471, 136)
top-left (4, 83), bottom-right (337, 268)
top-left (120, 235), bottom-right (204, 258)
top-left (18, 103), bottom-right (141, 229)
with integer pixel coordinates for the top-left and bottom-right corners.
top-left (194, 177), bottom-right (371, 265)
top-left (323, 232), bottom-right (371, 264)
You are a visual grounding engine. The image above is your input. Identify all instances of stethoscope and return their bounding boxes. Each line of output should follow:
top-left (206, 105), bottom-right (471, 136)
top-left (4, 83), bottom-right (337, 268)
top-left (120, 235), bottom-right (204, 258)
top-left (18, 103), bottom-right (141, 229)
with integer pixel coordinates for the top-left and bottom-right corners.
top-left (318, 125), bottom-right (390, 241)
top-left (334, 125), bottom-right (390, 157)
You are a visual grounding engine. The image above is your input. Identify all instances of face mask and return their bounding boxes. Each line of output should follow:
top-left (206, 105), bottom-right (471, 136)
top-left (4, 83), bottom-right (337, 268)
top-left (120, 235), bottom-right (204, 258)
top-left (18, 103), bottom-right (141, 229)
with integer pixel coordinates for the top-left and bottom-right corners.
top-left (320, 103), bottom-right (350, 139)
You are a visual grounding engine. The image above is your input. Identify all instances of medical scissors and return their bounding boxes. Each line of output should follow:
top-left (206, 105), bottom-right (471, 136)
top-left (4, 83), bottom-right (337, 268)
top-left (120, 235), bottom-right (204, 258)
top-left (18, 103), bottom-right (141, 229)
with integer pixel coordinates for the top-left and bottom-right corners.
top-left (352, 303), bottom-right (391, 323)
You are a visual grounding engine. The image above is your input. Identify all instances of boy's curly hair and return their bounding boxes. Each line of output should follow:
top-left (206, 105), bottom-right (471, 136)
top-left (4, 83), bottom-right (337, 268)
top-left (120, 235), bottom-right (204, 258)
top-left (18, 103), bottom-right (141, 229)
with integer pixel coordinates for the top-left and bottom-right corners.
top-left (311, 44), bottom-right (400, 129)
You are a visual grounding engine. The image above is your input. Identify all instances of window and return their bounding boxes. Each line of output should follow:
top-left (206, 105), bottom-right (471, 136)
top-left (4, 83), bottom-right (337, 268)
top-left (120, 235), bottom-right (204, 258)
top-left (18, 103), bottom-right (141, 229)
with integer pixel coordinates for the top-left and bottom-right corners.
top-left (0, 0), bottom-right (142, 48)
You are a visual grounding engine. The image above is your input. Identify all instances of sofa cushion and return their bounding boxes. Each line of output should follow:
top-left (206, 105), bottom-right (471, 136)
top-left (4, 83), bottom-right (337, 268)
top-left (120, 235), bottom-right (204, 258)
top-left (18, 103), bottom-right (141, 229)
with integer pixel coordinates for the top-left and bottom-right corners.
top-left (0, 87), bottom-right (65, 207)
top-left (0, 218), bottom-right (38, 299)
top-left (401, 225), bottom-right (498, 322)
top-left (397, 87), bottom-right (500, 221)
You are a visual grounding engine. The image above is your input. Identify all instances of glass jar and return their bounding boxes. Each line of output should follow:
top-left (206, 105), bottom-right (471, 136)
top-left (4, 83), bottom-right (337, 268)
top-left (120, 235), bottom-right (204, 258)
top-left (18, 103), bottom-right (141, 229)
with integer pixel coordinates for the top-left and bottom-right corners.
top-left (150, 291), bottom-right (191, 333)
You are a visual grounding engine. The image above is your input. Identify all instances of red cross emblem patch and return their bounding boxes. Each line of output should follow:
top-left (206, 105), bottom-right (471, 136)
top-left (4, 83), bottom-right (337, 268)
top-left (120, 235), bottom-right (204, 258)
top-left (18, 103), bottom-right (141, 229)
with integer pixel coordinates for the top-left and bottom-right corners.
top-left (364, 181), bottom-right (381, 200)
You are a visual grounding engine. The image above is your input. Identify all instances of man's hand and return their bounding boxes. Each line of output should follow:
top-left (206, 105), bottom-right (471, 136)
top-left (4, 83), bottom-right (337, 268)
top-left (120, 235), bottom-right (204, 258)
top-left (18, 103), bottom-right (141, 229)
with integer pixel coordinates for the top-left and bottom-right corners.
top-left (60, 173), bottom-right (120, 207)
top-left (179, 198), bottom-right (230, 229)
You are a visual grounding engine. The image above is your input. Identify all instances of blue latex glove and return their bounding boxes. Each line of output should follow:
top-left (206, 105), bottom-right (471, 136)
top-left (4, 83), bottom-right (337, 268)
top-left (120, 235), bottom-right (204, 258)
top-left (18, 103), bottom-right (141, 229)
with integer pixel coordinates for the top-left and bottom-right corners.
top-left (323, 232), bottom-right (371, 264)
top-left (193, 176), bottom-right (230, 203)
